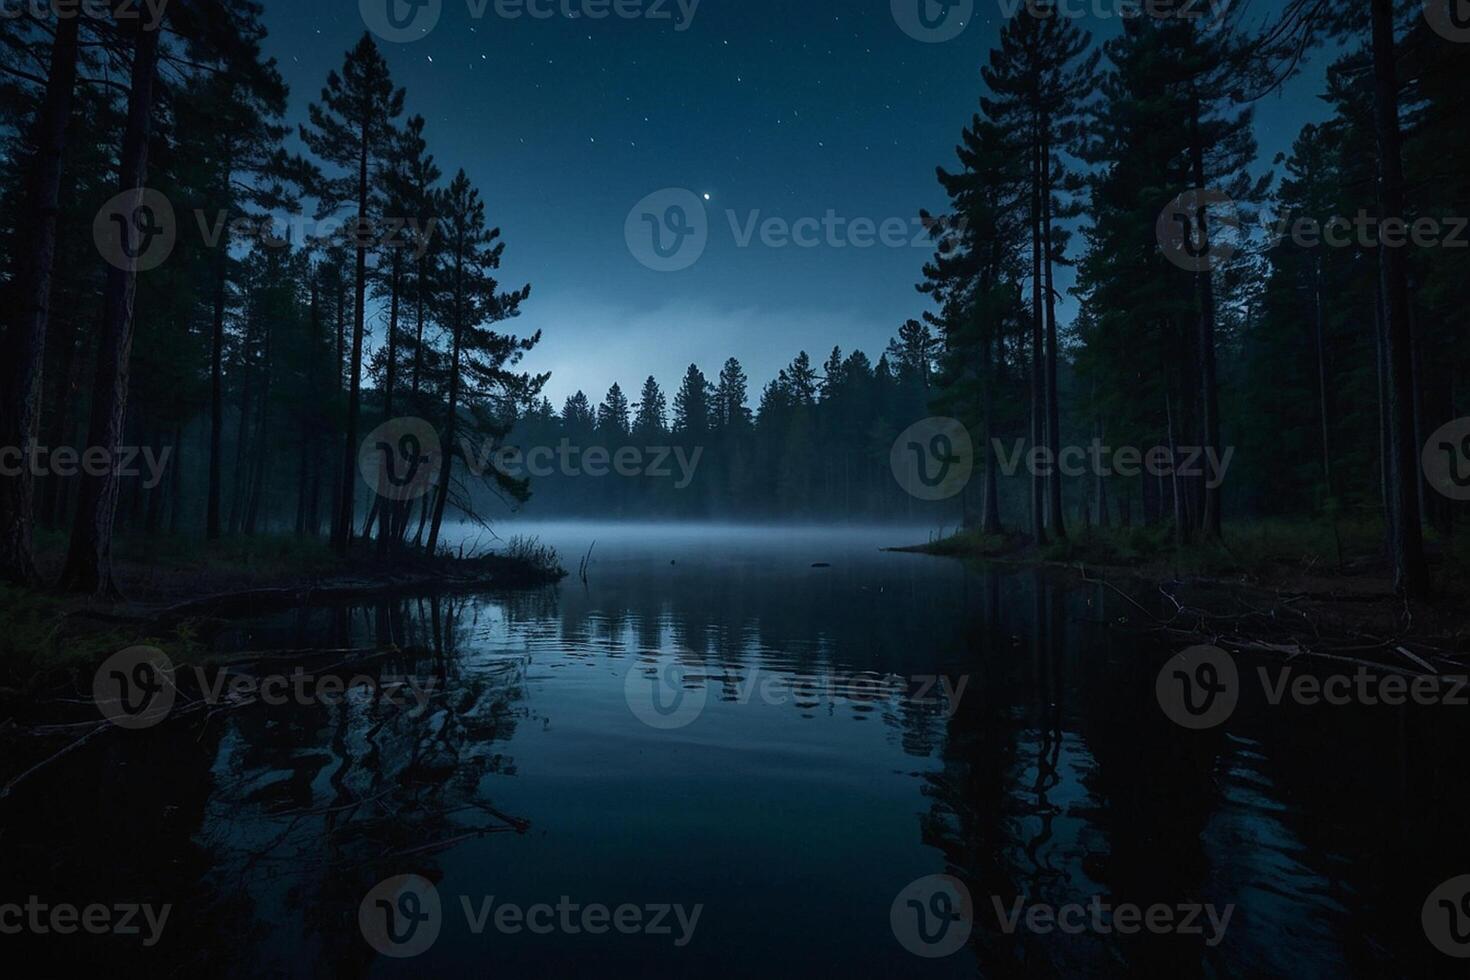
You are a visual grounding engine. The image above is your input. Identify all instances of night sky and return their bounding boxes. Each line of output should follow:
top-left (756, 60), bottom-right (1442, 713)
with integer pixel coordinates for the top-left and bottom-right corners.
top-left (261, 1), bottom-right (1326, 406)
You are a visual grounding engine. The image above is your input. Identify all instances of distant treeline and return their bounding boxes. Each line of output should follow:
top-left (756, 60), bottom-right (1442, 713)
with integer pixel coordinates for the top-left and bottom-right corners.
top-left (496, 340), bottom-right (955, 522)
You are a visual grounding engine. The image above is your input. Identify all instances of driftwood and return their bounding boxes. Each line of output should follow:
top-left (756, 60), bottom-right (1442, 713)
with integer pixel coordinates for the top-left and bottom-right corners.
top-left (0, 721), bottom-right (111, 800)
top-left (1077, 563), bottom-right (1463, 675)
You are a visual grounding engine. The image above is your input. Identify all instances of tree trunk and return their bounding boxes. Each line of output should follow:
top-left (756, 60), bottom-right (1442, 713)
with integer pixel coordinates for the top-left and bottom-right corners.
top-left (377, 251), bottom-right (403, 553)
top-left (1165, 378), bottom-right (1189, 547)
top-left (328, 277), bottom-right (345, 538)
top-left (243, 307), bottom-right (273, 535)
top-left (333, 119), bottom-right (373, 554)
top-left (1189, 92), bottom-right (1223, 540)
top-left (1028, 122), bottom-right (1048, 545)
top-left (167, 424), bottom-right (184, 535)
top-left (1313, 259), bottom-right (1333, 497)
top-left (38, 302), bottom-right (83, 529)
top-left (0, 15), bottom-right (80, 584)
top-left (1407, 280), bottom-right (1428, 525)
top-left (1041, 131), bottom-right (1066, 539)
top-left (228, 329), bottom-right (255, 535)
top-left (58, 22), bottom-right (161, 596)
top-left (1369, 0), bottom-right (1429, 597)
top-left (207, 231), bottom-right (228, 538)
top-left (979, 322), bottom-right (1002, 535)
top-left (1374, 284), bottom-right (1395, 559)
top-left (427, 258), bottom-right (466, 555)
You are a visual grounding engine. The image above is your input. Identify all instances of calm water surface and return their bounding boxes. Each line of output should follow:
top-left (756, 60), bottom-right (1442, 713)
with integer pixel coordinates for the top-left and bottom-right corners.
top-left (7, 522), bottom-right (1468, 976)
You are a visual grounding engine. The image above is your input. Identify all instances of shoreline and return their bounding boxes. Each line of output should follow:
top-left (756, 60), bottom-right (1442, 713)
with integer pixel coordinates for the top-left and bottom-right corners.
top-left (892, 525), bottom-right (1469, 676)
top-left (0, 535), bottom-right (566, 694)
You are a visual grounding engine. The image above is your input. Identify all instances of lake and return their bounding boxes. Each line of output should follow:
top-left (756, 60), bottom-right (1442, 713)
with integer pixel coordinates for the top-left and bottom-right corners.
top-left (6, 522), bottom-right (1468, 976)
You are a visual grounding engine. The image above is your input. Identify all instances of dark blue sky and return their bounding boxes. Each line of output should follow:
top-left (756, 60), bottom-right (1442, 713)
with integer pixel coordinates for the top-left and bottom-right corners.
top-left (261, 1), bottom-right (1327, 407)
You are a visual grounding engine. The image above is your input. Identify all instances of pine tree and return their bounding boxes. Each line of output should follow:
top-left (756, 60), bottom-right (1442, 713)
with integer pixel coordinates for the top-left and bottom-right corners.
top-left (633, 375), bottom-right (668, 439)
top-left (598, 382), bottom-right (631, 439)
top-left (786, 352), bottom-right (818, 406)
top-left (0, 13), bottom-right (81, 584)
top-left (300, 34), bottom-right (405, 554)
top-left (672, 364), bottom-right (712, 435)
top-left (715, 358), bottom-right (751, 431)
top-left (424, 170), bottom-right (537, 554)
top-left (562, 391), bottom-right (596, 437)
top-left (981, 4), bottom-right (1099, 542)
top-left (58, 16), bottom-right (164, 595)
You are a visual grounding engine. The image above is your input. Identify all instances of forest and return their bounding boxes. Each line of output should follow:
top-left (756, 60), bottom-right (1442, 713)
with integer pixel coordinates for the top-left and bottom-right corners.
top-left (0, 0), bottom-right (1466, 601)
top-left (1, 3), bottom-right (1469, 973)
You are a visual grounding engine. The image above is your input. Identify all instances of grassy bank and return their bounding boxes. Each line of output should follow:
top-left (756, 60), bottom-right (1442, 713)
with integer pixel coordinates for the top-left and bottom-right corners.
top-left (898, 518), bottom-right (1467, 590)
top-left (0, 532), bottom-right (566, 699)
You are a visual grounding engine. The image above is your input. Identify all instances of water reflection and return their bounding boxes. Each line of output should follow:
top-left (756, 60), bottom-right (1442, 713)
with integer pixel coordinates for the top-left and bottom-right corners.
top-left (3, 525), bottom-right (1466, 976)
